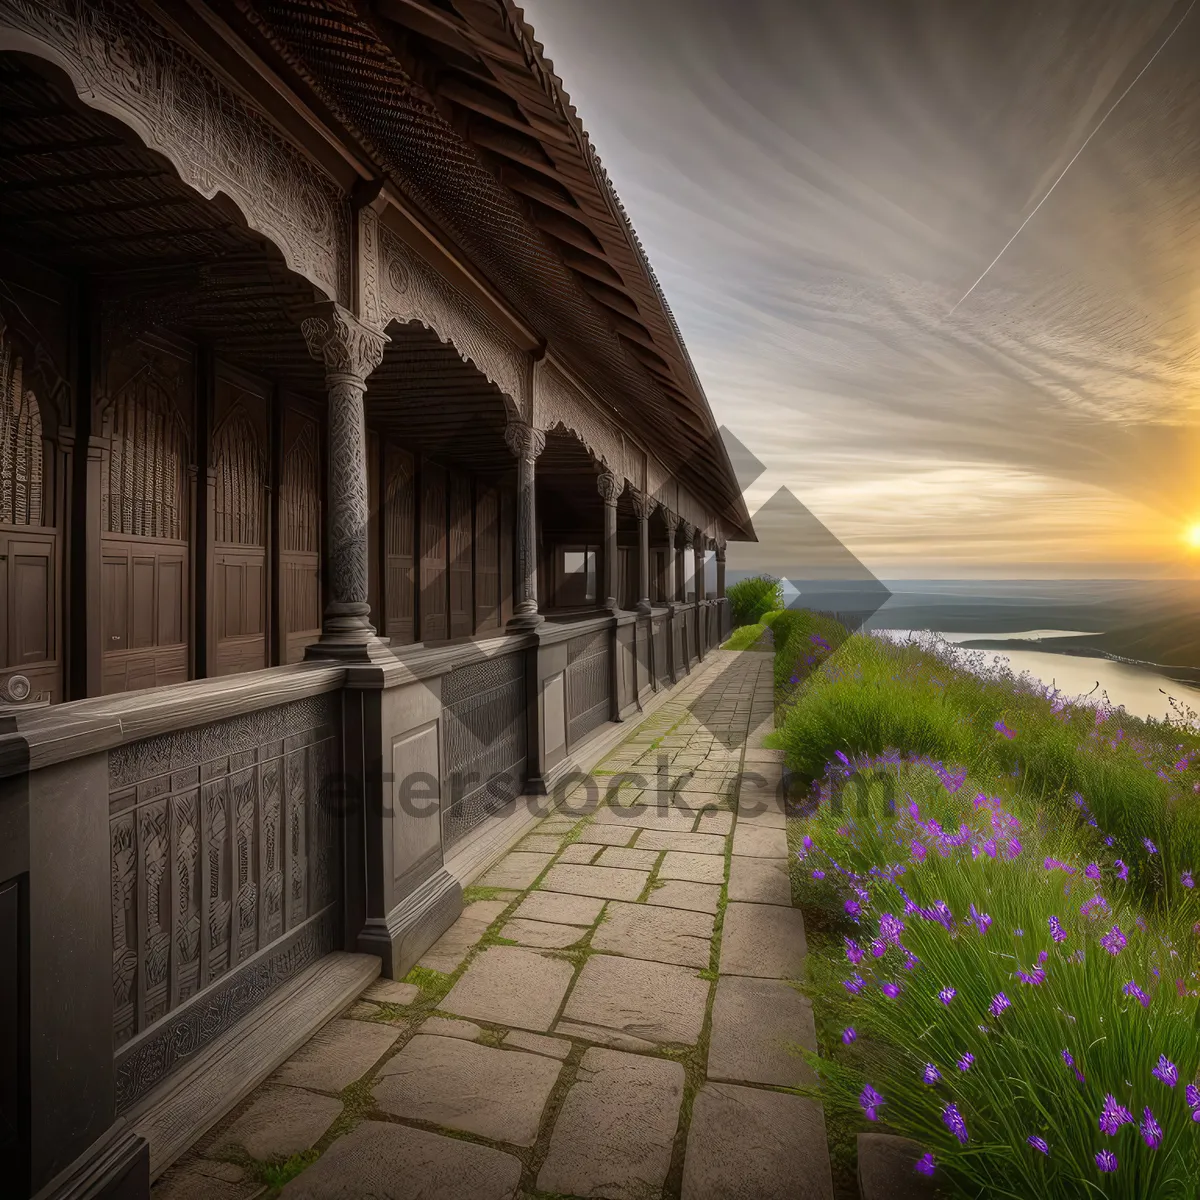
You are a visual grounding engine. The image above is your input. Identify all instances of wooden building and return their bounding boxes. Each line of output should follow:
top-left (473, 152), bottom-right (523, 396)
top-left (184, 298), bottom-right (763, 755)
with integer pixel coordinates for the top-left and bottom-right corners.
top-left (0, 3), bottom-right (751, 1197)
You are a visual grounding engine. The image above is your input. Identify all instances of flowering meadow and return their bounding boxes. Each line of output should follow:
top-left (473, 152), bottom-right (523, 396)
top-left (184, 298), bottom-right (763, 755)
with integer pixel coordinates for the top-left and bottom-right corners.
top-left (769, 614), bottom-right (1200, 1197)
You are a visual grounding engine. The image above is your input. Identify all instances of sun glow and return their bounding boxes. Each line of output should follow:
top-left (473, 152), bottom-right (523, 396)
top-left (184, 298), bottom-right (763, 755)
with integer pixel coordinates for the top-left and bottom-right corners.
top-left (1186, 523), bottom-right (1200, 552)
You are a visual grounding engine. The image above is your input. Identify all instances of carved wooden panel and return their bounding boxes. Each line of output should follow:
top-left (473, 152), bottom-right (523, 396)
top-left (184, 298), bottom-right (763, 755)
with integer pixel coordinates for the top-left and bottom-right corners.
top-left (653, 616), bottom-right (669, 688)
top-left (109, 694), bottom-right (338, 1108)
top-left (99, 338), bottom-right (192, 693)
top-left (279, 406), bottom-right (321, 664)
top-left (419, 462), bottom-right (447, 642)
top-left (0, 312), bottom-right (60, 702)
top-left (448, 472), bottom-right (472, 639)
top-left (441, 653), bottom-right (527, 846)
top-left (499, 488), bottom-right (514, 628)
top-left (212, 370), bottom-right (268, 676)
top-left (565, 629), bottom-right (612, 748)
top-left (382, 445), bottom-right (415, 646)
top-left (474, 486), bottom-right (500, 633)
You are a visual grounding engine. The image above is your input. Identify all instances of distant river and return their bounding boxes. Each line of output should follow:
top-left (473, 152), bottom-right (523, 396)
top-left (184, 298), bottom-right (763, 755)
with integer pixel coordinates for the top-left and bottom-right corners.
top-left (875, 629), bottom-right (1200, 729)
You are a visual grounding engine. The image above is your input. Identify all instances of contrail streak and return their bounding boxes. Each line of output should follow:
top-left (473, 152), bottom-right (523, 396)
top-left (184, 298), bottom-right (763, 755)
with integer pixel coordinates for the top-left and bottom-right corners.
top-left (948, 0), bottom-right (1196, 317)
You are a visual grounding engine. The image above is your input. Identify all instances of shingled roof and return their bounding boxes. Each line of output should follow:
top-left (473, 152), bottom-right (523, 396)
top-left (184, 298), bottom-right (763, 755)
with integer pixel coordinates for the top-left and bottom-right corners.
top-left (205, 0), bottom-right (752, 538)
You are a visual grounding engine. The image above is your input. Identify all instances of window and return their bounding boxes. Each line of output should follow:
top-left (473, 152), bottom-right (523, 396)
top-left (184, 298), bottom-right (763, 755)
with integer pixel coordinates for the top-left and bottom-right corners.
top-left (557, 546), bottom-right (597, 607)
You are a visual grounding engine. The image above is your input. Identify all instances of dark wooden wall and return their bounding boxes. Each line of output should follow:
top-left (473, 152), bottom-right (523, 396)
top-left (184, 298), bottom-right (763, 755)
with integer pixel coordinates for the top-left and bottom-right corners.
top-left (0, 248), bottom-right (519, 704)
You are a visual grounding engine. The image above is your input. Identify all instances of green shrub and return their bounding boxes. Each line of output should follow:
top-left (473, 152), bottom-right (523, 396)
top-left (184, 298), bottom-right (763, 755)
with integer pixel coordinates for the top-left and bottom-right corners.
top-left (727, 574), bottom-right (783, 627)
top-left (722, 622), bottom-right (769, 650)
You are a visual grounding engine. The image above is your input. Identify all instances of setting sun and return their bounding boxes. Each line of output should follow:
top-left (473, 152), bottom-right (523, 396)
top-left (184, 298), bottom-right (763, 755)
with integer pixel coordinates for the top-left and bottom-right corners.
top-left (1186, 523), bottom-right (1200, 551)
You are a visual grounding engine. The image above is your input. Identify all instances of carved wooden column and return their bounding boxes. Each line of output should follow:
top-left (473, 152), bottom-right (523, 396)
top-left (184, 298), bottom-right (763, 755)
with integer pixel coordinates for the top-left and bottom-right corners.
top-left (661, 508), bottom-right (679, 607)
top-left (598, 470), bottom-right (623, 611)
top-left (505, 420), bottom-right (546, 629)
top-left (631, 489), bottom-right (656, 616)
top-left (716, 538), bottom-right (728, 638)
top-left (694, 531), bottom-right (707, 660)
top-left (680, 521), bottom-right (696, 603)
top-left (299, 302), bottom-right (389, 659)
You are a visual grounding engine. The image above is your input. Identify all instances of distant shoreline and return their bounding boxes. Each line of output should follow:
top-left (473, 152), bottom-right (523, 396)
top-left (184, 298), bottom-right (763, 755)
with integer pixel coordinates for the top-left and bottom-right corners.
top-left (957, 637), bottom-right (1200, 686)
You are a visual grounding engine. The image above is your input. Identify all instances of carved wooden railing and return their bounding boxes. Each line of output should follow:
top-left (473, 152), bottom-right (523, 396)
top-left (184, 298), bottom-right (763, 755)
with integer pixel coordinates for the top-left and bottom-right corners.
top-left (109, 693), bottom-right (339, 1111)
top-left (440, 651), bottom-right (527, 847)
top-left (652, 615), bottom-right (669, 689)
top-left (565, 628), bottom-right (611, 747)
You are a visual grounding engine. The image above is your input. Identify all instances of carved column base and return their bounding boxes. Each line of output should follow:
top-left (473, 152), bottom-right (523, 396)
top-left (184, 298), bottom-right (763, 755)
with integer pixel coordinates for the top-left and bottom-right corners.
top-left (636, 599), bottom-right (652, 616)
top-left (507, 608), bottom-right (545, 632)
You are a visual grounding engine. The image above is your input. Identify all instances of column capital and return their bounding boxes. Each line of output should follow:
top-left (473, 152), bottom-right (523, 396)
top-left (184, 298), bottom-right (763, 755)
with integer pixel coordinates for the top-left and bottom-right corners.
top-left (629, 488), bottom-right (657, 521)
top-left (597, 470), bottom-right (624, 507)
top-left (660, 506), bottom-right (680, 534)
top-left (679, 520), bottom-right (696, 547)
top-left (504, 420), bottom-right (546, 462)
top-left (297, 301), bottom-right (388, 384)
top-left (715, 538), bottom-right (727, 562)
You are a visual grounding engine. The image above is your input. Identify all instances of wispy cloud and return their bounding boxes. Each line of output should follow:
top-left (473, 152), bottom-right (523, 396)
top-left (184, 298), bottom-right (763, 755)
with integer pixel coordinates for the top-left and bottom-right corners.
top-left (522, 0), bottom-right (1200, 575)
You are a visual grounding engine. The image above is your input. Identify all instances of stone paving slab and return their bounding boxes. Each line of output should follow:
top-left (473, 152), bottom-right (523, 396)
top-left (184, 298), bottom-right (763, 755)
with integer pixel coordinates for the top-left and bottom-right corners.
top-left (593, 806), bottom-right (698, 831)
top-left (420, 1016), bottom-right (481, 1040)
top-left (657, 850), bottom-right (725, 884)
top-left (503, 1029), bottom-right (572, 1059)
top-left (442, 946), bottom-right (574, 1032)
top-left (646, 880), bottom-right (722, 914)
top-left (707, 976), bottom-right (816, 1087)
top-left (731, 824), bottom-right (789, 859)
top-left (681, 1083), bottom-right (834, 1200)
top-left (512, 890), bottom-right (605, 926)
top-left (636, 829), bottom-right (727, 854)
top-left (554, 1019), bottom-right (660, 1053)
top-left (587, 844), bottom-right (655, 869)
top-left (215, 1086), bottom-right (342, 1161)
top-left (727, 856), bottom-right (792, 905)
top-left (719, 903), bottom-right (807, 979)
top-left (575, 823), bottom-right (640, 846)
top-left (591, 901), bottom-right (714, 968)
top-left (537, 1049), bottom-right (685, 1200)
top-left (362, 978), bottom-right (421, 1005)
top-left (500, 917), bottom-right (588, 948)
top-left (154, 1166), bottom-right (251, 1200)
top-left (273, 1019), bottom-right (399, 1093)
top-left (695, 810), bottom-right (735, 835)
top-left (558, 841), bottom-right (602, 863)
top-left (373, 1035), bottom-right (561, 1146)
top-left (560, 954), bottom-right (709, 1045)
top-left (516, 834), bottom-right (565, 854)
top-left (419, 899), bottom-right (511, 974)
top-left (279, 1120), bottom-right (522, 1199)
top-left (478, 851), bottom-right (553, 890)
top-left (539, 863), bottom-right (649, 901)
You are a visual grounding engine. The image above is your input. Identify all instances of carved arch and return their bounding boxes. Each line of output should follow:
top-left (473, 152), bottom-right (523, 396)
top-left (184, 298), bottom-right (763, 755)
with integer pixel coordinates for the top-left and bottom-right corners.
top-left (0, 3), bottom-right (350, 302)
top-left (533, 357), bottom-right (632, 485)
top-left (378, 228), bottom-right (528, 419)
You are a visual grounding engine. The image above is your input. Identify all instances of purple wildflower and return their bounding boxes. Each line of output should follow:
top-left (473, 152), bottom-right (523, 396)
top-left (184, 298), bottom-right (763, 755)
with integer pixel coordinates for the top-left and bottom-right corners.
top-left (844, 938), bottom-right (864, 965)
top-left (1185, 1083), bottom-right (1200, 1110)
top-left (942, 1102), bottom-right (969, 1144)
top-left (1061, 1049), bottom-right (1074, 1067)
top-left (870, 939), bottom-right (887, 959)
top-left (1095, 1150), bottom-right (1118, 1173)
top-left (1152, 1056), bottom-right (1178, 1087)
top-left (844, 899), bottom-right (861, 919)
top-left (1184, 871), bottom-right (1195, 890)
top-left (994, 720), bottom-right (1015, 739)
top-left (1049, 915), bottom-right (1067, 943)
top-left (859, 1084), bottom-right (884, 1121)
top-left (1018, 964), bottom-right (1047, 986)
top-left (1027, 1135), bottom-right (1049, 1155)
top-left (913, 1152), bottom-right (935, 1177)
top-left (881, 981), bottom-right (901, 999)
top-left (988, 992), bottom-right (1011, 1018)
top-left (910, 840), bottom-right (927, 863)
top-left (842, 1027), bottom-right (856, 1045)
top-left (879, 912), bottom-right (905, 944)
top-left (1085, 863), bottom-right (1101, 880)
top-left (843, 974), bottom-right (865, 995)
top-left (957, 1052), bottom-right (974, 1072)
top-left (1144, 838), bottom-right (1158, 855)
top-left (1122, 980), bottom-right (1150, 1008)
top-left (1099, 1094), bottom-right (1133, 1136)
top-left (938, 986), bottom-right (956, 1005)
top-left (811, 869), bottom-right (825, 879)
top-left (923, 1063), bottom-right (941, 1085)
top-left (1100, 926), bottom-right (1127, 956)
top-left (1115, 860), bottom-right (1129, 882)
top-left (968, 903), bottom-right (992, 935)
top-left (1141, 1107), bottom-right (1163, 1150)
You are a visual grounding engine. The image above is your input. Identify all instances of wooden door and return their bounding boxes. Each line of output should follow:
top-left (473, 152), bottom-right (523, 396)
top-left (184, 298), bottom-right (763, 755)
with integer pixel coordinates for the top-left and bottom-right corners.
top-left (419, 462), bottom-right (447, 642)
top-left (474, 485), bottom-right (500, 633)
top-left (383, 445), bottom-right (415, 645)
top-left (448, 472), bottom-right (472, 639)
top-left (99, 338), bottom-right (191, 694)
top-left (279, 404), bottom-right (321, 663)
top-left (211, 367), bottom-right (268, 676)
top-left (0, 321), bottom-right (60, 702)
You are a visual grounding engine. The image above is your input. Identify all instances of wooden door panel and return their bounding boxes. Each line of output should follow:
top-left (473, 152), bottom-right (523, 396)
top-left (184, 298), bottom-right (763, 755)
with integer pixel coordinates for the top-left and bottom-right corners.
top-left (102, 553), bottom-right (128, 653)
top-left (474, 487), bottom-right (500, 632)
top-left (281, 552), bottom-right (319, 664)
top-left (9, 542), bottom-right (50, 664)
top-left (448, 473), bottom-right (472, 639)
top-left (383, 446), bottom-right (415, 646)
top-left (419, 463), bottom-right (447, 643)
top-left (279, 405), bottom-right (321, 662)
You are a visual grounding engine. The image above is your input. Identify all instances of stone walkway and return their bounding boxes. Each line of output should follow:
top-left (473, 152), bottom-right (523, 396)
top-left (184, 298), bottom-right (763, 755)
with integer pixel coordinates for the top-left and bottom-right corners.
top-left (153, 649), bottom-right (834, 1200)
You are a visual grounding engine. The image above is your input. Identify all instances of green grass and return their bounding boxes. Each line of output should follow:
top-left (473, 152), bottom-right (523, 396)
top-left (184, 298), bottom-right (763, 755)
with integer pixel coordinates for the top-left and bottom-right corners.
top-left (721, 621), bottom-right (771, 650)
top-left (772, 612), bottom-right (1200, 1198)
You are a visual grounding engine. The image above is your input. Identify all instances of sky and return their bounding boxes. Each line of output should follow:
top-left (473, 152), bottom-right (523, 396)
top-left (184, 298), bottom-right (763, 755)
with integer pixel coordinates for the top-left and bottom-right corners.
top-left (519, 0), bottom-right (1200, 578)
